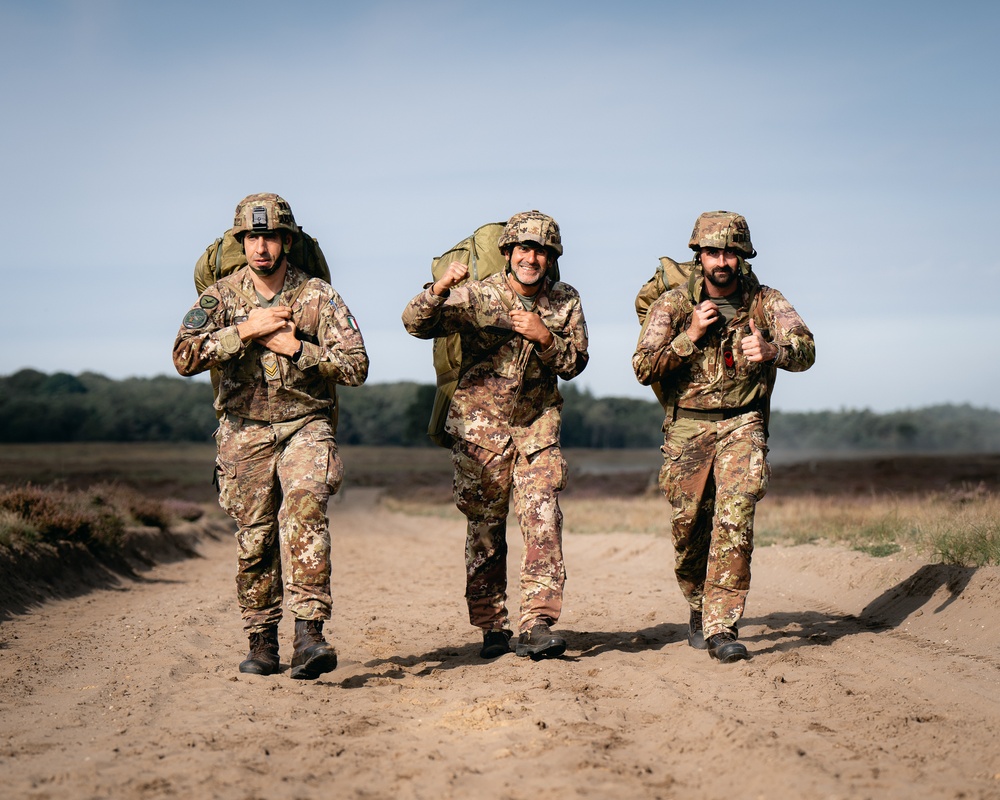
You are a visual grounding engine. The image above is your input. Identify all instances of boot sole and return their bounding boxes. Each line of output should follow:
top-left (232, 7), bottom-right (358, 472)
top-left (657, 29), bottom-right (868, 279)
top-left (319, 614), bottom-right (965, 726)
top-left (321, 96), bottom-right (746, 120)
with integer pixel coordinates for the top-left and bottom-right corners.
top-left (239, 660), bottom-right (279, 676)
top-left (290, 651), bottom-right (338, 680)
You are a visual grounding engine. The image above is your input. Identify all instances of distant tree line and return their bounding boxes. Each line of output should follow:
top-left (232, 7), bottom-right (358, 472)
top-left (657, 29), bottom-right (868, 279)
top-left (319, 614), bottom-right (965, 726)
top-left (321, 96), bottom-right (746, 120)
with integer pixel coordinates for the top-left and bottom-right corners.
top-left (2, 369), bottom-right (999, 452)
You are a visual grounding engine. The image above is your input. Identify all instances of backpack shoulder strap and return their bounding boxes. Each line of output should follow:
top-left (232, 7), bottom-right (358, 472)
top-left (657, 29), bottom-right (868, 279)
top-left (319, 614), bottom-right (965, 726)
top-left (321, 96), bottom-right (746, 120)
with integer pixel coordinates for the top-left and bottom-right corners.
top-left (213, 237), bottom-right (224, 283)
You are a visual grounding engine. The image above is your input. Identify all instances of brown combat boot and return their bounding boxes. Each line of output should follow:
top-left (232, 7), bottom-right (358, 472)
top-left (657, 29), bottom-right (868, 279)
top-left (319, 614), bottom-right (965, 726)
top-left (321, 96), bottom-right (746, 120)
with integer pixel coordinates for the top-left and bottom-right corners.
top-left (239, 626), bottom-right (280, 675)
top-left (290, 618), bottom-right (338, 680)
top-left (515, 622), bottom-right (566, 660)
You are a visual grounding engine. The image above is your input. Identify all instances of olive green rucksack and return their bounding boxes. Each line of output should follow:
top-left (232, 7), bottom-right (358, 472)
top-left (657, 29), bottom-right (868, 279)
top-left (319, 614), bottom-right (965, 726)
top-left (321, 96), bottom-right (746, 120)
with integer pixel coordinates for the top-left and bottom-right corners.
top-left (634, 256), bottom-right (775, 430)
top-left (194, 228), bottom-right (331, 294)
top-left (426, 222), bottom-right (561, 447)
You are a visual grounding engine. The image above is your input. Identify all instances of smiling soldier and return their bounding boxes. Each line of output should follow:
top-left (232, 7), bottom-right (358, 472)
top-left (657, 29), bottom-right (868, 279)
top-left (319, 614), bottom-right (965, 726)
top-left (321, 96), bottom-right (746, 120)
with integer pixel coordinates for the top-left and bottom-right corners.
top-left (402, 210), bottom-right (589, 661)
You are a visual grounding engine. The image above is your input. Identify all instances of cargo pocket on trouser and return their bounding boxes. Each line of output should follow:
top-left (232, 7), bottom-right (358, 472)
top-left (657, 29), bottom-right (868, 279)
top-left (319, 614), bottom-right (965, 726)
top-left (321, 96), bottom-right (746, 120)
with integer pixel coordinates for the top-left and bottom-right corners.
top-left (743, 427), bottom-right (770, 502)
top-left (216, 457), bottom-right (239, 519)
top-left (326, 445), bottom-right (344, 496)
top-left (452, 440), bottom-right (507, 519)
top-left (659, 428), bottom-right (685, 505)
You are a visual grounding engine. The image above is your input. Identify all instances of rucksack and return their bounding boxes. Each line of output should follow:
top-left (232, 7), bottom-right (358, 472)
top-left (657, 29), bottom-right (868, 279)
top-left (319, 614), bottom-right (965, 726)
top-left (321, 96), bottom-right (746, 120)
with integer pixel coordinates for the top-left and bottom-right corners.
top-left (192, 229), bottom-right (338, 429)
top-left (194, 228), bottom-right (331, 294)
top-left (426, 222), bottom-right (561, 447)
top-left (634, 256), bottom-right (776, 431)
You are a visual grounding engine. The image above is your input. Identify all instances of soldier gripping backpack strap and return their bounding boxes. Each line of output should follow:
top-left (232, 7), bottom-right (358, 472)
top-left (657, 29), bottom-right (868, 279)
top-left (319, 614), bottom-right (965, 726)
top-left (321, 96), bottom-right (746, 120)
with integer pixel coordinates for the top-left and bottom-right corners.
top-left (634, 254), bottom-right (776, 432)
top-left (191, 193), bottom-right (339, 428)
top-left (425, 221), bottom-right (561, 447)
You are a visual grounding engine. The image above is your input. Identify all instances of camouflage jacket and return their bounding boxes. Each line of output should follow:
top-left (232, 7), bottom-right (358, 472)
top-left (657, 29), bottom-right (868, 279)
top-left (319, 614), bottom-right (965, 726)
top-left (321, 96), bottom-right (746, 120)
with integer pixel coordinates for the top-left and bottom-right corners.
top-left (632, 267), bottom-right (814, 411)
top-left (402, 272), bottom-right (589, 455)
top-left (173, 264), bottom-right (368, 423)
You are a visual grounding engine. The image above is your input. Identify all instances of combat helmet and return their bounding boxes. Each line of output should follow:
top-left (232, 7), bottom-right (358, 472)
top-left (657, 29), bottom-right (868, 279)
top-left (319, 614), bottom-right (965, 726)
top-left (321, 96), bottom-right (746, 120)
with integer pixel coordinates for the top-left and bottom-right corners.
top-left (688, 211), bottom-right (756, 259)
top-left (498, 210), bottom-right (563, 257)
top-left (231, 193), bottom-right (299, 241)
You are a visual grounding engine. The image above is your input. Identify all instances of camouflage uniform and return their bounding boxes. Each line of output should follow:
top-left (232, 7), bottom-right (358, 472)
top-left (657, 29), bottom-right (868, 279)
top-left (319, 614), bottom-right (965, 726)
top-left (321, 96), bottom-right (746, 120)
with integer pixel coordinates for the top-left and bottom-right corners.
top-left (633, 265), bottom-right (814, 639)
top-left (402, 271), bottom-right (588, 633)
top-left (173, 264), bottom-right (368, 633)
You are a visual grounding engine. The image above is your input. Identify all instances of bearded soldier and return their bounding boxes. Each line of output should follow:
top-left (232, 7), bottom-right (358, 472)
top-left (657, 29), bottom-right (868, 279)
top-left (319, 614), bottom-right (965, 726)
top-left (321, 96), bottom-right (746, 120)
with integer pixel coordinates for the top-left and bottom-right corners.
top-left (633, 211), bottom-right (814, 663)
top-left (402, 210), bottom-right (589, 660)
top-left (173, 193), bottom-right (368, 679)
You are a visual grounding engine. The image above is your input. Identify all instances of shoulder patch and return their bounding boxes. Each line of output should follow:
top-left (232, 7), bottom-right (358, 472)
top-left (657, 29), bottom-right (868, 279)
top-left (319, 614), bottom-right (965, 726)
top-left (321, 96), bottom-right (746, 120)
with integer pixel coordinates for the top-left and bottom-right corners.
top-left (199, 295), bottom-right (219, 309)
top-left (183, 308), bottom-right (209, 329)
top-left (347, 315), bottom-right (359, 332)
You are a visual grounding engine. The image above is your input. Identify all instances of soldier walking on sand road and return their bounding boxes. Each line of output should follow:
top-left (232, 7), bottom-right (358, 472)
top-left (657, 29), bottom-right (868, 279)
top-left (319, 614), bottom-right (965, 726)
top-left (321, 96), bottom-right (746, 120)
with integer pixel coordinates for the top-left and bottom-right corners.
top-left (633, 211), bottom-right (815, 663)
top-left (173, 193), bottom-right (368, 679)
top-left (402, 211), bottom-right (589, 661)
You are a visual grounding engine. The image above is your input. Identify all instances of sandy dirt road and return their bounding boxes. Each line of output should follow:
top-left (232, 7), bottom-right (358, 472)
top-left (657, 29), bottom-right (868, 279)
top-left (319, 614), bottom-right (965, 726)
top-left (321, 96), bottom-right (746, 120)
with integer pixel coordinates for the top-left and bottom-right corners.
top-left (2, 487), bottom-right (999, 800)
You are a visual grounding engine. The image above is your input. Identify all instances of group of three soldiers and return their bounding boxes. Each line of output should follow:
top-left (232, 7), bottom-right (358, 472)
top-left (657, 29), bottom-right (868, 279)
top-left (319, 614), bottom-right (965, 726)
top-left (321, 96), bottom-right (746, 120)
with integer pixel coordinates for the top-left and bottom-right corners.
top-left (173, 194), bottom-right (815, 680)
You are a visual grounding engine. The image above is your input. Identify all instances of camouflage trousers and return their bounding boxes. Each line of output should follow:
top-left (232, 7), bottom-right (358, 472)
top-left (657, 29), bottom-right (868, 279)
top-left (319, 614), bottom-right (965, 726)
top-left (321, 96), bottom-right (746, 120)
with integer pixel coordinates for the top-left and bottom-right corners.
top-left (452, 439), bottom-right (568, 634)
top-left (215, 413), bottom-right (343, 634)
top-left (659, 414), bottom-right (770, 639)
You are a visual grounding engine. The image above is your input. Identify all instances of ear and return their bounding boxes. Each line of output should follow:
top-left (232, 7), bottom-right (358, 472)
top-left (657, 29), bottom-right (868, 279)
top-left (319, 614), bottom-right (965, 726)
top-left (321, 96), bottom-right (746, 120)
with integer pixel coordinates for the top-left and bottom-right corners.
top-left (283, 233), bottom-right (293, 253)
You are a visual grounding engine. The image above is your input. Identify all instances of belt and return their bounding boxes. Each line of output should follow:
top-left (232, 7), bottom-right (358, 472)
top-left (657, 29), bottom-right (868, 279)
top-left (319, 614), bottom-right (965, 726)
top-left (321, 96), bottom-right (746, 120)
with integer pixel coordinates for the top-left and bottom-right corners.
top-left (674, 401), bottom-right (760, 421)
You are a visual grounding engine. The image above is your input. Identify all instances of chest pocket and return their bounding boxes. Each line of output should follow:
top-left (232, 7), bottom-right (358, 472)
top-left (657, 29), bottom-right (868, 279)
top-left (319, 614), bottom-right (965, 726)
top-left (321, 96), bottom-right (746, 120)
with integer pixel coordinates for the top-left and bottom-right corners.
top-left (293, 299), bottom-right (321, 339)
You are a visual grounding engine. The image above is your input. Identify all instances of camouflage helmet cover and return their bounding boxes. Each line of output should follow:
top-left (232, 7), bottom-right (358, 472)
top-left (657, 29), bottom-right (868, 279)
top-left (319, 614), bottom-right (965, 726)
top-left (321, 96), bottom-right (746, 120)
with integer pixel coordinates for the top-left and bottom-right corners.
top-left (232, 193), bottom-right (299, 241)
top-left (497, 210), bottom-right (563, 256)
top-left (688, 210), bottom-right (756, 259)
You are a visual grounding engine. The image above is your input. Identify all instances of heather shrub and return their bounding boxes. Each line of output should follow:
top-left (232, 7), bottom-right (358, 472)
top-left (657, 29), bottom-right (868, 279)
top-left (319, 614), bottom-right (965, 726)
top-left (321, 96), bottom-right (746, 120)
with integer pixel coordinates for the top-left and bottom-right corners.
top-left (87, 483), bottom-right (172, 530)
top-left (0, 485), bottom-right (125, 546)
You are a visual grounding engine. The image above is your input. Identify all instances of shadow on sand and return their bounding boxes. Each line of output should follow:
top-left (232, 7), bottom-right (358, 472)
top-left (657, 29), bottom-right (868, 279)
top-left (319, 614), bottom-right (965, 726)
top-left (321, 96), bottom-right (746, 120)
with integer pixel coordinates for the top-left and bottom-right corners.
top-left (339, 564), bottom-right (978, 683)
top-left (744, 563), bottom-right (977, 656)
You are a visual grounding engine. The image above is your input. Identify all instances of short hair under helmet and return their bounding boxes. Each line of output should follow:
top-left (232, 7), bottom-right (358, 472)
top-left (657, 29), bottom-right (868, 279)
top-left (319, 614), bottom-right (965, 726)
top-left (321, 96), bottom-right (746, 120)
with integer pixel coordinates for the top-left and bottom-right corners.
top-left (497, 210), bottom-right (563, 257)
top-left (688, 211), bottom-right (756, 259)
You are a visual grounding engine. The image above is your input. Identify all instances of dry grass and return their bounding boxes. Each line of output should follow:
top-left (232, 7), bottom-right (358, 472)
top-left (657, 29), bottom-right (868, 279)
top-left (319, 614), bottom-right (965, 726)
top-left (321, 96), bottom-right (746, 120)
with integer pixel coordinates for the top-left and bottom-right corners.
top-left (755, 487), bottom-right (1000, 565)
top-left (387, 488), bottom-right (1000, 567)
top-left (1, 443), bottom-right (998, 566)
top-left (561, 489), bottom-right (1000, 567)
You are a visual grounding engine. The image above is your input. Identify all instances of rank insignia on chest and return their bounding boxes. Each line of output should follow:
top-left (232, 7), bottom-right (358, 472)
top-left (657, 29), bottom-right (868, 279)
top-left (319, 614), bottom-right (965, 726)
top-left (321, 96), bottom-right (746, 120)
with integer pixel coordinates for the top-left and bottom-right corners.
top-left (182, 308), bottom-right (209, 329)
top-left (262, 352), bottom-right (280, 381)
top-left (723, 347), bottom-right (736, 378)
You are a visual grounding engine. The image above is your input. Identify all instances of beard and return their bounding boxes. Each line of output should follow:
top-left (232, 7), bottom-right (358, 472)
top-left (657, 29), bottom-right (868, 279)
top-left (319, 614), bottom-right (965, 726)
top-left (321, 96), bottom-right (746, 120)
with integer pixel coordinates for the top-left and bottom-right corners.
top-left (703, 265), bottom-right (736, 290)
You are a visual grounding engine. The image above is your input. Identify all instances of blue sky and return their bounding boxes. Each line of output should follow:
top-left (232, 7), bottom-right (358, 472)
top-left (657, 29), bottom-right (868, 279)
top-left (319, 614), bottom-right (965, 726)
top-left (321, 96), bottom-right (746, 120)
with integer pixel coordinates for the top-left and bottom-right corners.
top-left (2, 0), bottom-right (997, 412)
